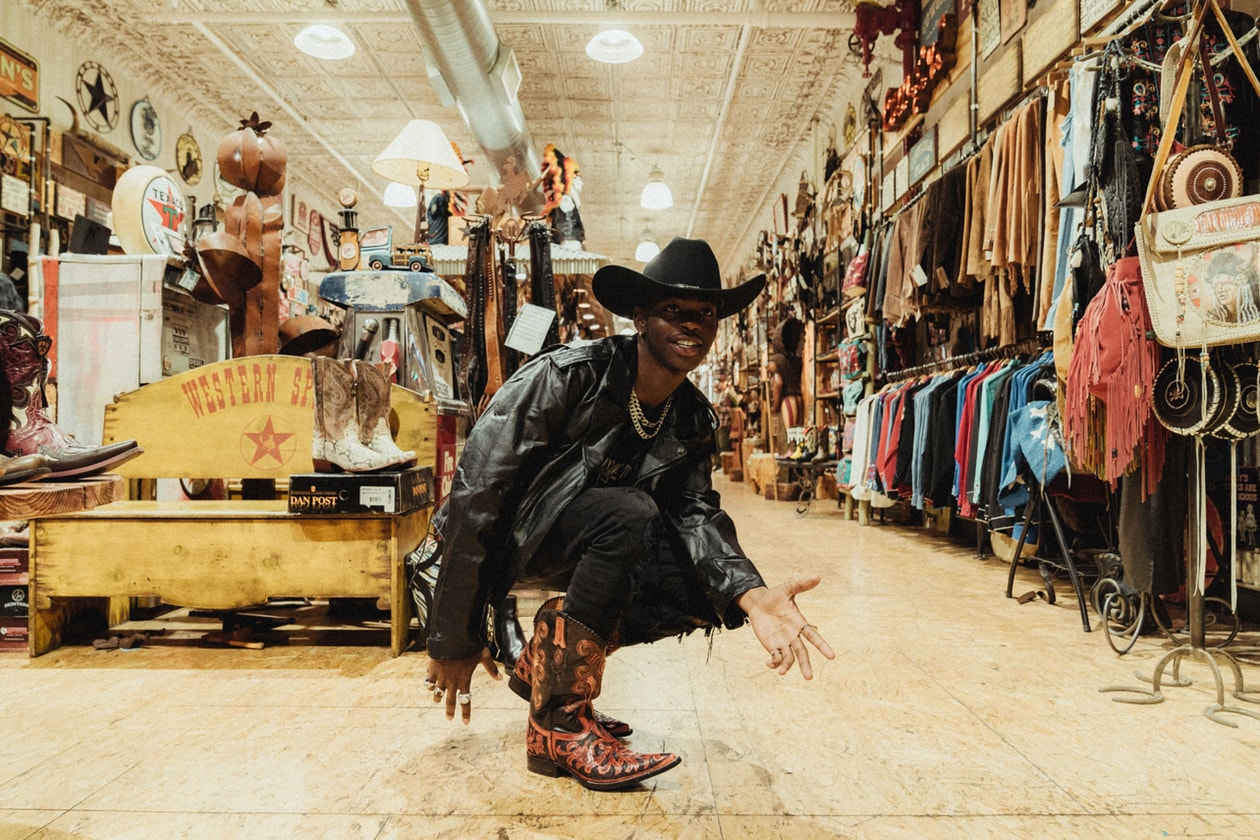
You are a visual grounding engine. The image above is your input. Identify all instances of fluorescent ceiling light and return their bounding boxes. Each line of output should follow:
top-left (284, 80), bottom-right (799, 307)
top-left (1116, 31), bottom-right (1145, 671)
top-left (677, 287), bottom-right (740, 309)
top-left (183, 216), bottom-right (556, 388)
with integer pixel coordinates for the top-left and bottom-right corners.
top-left (586, 29), bottom-right (643, 64)
top-left (295, 25), bottom-right (356, 60)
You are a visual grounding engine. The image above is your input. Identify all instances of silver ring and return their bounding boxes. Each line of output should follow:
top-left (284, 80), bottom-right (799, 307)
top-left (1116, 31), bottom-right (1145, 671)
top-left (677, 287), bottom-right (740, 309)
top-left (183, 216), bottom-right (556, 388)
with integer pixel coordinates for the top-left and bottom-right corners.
top-left (457, 691), bottom-right (472, 705)
top-left (423, 678), bottom-right (436, 690)
top-left (433, 687), bottom-right (445, 699)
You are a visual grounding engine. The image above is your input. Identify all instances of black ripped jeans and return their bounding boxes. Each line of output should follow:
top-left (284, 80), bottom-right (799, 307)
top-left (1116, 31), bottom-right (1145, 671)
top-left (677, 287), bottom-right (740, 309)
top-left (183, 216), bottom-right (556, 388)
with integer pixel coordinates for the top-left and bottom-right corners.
top-left (521, 486), bottom-right (716, 645)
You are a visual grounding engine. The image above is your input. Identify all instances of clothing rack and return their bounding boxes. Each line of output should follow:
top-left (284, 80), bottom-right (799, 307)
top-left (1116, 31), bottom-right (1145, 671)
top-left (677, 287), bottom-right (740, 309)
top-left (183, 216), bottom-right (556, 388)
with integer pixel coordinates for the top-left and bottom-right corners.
top-left (943, 83), bottom-right (1050, 176)
top-left (883, 334), bottom-right (1052, 383)
top-left (998, 85), bottom-right (1049, 128)
top-left (1092, 0), bottom-right (1164, 41)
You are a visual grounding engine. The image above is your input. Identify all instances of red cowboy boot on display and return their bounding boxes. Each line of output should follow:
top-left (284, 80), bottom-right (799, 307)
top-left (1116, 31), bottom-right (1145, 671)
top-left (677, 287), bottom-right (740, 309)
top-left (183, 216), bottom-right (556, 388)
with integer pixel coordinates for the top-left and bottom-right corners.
top-left (0, 311), bottom-right (141, 480)
top-left (508, 596), bottom-right (633, 738)
top-left (525, 606), bottom-right (678, 790)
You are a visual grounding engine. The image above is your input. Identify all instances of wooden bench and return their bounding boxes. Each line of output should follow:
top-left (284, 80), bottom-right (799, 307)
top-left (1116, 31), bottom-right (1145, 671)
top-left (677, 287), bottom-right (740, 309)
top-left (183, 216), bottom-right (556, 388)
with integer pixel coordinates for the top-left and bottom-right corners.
top-left (28, 355), bottom-right (436, 657)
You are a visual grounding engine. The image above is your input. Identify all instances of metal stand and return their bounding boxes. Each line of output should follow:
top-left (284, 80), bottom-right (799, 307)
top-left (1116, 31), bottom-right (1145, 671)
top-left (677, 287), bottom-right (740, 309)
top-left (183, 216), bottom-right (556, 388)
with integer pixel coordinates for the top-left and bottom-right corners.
top-left (775, 457), bottom-right (839, 518)
top-left (1100, 598), bottom-right (1260, 727)
top-left (1100, 444), bottom-right (1260, 727)
top-left (1004, 482), bottom-right (1093, 632)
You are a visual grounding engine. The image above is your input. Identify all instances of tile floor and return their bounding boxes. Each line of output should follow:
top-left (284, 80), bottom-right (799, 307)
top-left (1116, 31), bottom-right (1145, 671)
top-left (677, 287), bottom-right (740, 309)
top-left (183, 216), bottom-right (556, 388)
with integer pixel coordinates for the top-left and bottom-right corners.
top-left (3, 473), bottom-right (1260, 839)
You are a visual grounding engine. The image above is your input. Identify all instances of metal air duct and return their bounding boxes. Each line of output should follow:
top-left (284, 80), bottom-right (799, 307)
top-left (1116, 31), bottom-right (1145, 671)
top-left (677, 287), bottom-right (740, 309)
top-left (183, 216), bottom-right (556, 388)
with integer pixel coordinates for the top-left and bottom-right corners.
top-left (403, 0), bottom-right (541, 206)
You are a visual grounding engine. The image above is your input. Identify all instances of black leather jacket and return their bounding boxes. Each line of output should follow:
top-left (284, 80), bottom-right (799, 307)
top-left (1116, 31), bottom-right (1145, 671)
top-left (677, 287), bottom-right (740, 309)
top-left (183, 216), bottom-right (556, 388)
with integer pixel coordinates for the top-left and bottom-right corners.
top-left (426, 334), bottom-right (766, 660)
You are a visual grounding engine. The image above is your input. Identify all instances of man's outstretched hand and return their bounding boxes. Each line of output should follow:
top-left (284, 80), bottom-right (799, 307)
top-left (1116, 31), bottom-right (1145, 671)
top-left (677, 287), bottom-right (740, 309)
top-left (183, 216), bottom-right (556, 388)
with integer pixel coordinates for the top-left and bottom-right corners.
top-left (736, 577), bottom-right (836, 679)
top-left (426, 648), bottom-right (502, 724)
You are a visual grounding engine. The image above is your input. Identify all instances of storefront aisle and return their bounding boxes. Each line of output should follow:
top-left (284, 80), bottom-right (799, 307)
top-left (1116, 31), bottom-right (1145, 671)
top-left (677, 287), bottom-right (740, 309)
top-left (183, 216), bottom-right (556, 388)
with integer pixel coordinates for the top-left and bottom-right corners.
top-left (2, 474), bottom-right (1259, 839)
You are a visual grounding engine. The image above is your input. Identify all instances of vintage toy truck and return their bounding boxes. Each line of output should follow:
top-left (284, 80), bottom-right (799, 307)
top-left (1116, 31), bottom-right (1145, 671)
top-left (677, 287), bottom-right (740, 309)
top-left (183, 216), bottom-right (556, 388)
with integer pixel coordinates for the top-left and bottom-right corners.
top-left (359, 226), bottom-right (431, 272)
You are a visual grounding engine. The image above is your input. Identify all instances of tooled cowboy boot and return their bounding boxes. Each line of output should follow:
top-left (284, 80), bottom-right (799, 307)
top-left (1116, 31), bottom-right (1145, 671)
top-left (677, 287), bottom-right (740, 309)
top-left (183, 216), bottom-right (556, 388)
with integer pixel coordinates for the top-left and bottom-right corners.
top-left (311, 357), bottom-right (406, 473)
top-left (525, 607), bottom-right (678, 790)
top-left (350, 360), bottom-right (415, 468)
top-left (508, 597), bottom-right (632, 738)
top-left (0, 311), bottom-right (140, 479)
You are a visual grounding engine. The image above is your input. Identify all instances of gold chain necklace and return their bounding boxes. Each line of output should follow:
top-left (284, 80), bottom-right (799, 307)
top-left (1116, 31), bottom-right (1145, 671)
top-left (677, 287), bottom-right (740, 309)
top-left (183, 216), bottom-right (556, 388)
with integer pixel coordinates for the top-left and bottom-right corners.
top-left (629, 389), bottom-right (673, 440)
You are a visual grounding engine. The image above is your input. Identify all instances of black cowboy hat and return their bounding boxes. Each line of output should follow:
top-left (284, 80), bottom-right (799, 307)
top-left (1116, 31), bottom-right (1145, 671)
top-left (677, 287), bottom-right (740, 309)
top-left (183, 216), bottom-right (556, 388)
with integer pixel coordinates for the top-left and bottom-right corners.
top-left (592, 237), bottom-right (766, 319)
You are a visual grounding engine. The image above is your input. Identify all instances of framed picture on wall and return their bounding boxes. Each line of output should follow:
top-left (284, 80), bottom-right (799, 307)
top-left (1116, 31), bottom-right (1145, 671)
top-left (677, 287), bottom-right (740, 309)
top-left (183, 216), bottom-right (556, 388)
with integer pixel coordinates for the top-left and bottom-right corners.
top-left (307, 209), bottom-right (323, 258)
top-left (291, 196), bottom-right (310, 234)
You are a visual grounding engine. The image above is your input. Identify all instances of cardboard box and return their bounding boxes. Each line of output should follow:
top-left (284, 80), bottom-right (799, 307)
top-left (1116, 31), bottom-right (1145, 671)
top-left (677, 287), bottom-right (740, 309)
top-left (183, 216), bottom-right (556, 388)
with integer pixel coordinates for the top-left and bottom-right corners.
top-left (1, 585), bottom-right (28, 616)
top-left (0, 616), bottom-right (27, 652)
top-left (0, 548), bottom-right (27, 576)
top-left (288, 465), bottom-right (434, 515)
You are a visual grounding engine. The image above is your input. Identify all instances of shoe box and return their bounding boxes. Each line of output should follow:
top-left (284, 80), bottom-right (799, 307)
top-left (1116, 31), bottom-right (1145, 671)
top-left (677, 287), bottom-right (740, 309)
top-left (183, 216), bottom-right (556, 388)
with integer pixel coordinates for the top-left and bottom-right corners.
top-left (0, 585), bottom-right (27, 616)
top-left (0, 547), bottom-right (26, 576)
top-left (0, 547), bottom-right (28, 653)
top-left (288, 465), bottom-right (434, 515)
top-left (0, 618), bottom-right (27, 652)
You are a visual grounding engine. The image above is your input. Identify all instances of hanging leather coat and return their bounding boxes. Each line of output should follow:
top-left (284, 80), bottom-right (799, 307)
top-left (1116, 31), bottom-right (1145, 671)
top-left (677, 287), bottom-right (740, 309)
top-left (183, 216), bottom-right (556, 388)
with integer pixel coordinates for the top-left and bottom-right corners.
top-left (426, 334), bottom-right (766, 661)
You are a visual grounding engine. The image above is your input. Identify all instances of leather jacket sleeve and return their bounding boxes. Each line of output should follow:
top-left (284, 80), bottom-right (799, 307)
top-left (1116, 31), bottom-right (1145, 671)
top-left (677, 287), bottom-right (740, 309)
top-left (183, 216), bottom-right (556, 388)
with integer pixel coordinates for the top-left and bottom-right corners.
top-left (650, 392), bottom-right (766, 628)
top-left (426, 351), bottom-right (592, 660)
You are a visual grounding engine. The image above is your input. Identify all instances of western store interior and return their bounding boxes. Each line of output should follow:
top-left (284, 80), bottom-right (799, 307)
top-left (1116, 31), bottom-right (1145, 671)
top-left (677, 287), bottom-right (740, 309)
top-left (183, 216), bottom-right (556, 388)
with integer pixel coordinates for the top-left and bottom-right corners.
top-left (3, 1), bottom-right (1260, 838)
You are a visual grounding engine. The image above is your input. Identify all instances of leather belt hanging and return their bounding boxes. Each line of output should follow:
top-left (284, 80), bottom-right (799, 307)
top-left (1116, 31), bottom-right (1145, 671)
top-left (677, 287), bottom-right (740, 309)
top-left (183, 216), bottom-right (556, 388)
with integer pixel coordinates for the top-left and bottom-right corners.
top-left (459, 219), bottom-right (489, 414)
top-left (528, 221), bottom-right (561, 349)
top-left (480, 232), bottom-right (505, 412)
top-left (499, 244), bottom-right (521, 379)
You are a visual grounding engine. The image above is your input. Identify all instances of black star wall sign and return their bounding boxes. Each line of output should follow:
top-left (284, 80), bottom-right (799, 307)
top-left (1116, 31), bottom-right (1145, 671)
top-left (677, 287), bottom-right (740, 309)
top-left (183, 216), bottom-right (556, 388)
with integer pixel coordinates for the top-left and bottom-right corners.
top-left (75, 61), bottom-right (118, 133)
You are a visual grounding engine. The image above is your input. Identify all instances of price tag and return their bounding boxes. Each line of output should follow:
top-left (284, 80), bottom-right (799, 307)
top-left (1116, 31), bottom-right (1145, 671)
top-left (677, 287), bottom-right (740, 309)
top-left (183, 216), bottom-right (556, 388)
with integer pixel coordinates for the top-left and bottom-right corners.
top-left (360, 486), bottom-right (396, 512)
top-left (505, 303), bottom-right (558, 355)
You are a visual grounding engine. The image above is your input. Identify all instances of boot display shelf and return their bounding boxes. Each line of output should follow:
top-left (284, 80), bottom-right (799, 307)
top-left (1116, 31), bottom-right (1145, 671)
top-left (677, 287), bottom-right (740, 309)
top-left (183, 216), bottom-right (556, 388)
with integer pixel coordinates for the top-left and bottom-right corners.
top-left (26, 355), bottom-right (436, 657)
top-left (0, 475), bottom-right (124, 522)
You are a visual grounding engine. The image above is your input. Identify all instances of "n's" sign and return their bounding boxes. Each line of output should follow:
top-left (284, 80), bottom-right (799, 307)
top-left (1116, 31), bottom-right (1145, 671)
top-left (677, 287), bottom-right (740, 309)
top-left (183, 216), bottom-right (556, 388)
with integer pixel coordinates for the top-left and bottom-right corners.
top-left (0, 38), bottom-right (38, 113)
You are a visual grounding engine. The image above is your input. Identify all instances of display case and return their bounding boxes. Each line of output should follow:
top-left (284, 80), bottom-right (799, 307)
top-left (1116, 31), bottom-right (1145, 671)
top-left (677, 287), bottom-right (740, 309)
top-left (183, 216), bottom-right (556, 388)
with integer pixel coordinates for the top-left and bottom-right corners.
top-left (318, 269), bottom-right (466, 402)
top-left (319, 269), bottom-right (470, 503)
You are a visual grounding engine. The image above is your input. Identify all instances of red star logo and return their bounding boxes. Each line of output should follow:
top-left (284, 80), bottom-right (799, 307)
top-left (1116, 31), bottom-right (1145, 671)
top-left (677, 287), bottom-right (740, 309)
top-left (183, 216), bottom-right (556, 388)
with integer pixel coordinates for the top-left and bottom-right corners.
top-left (242, 416), bottom-right (295, 465)
top-left (147, 196), bottom-right (185, 231)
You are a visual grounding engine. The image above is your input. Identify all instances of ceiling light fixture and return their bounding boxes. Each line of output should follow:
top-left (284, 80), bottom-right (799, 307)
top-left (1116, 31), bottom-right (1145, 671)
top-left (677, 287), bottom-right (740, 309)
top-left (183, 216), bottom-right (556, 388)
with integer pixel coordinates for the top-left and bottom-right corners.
top-left (635, 229), bottom-right (661, 262)
top-left (585, 29), bottom-right (643, 64)
top-left (640, 168), bottom-right (673, 210)
top-left (294, 24), bottom-right (356, 60)
top-left (586, 0), bottom-right (642, 63)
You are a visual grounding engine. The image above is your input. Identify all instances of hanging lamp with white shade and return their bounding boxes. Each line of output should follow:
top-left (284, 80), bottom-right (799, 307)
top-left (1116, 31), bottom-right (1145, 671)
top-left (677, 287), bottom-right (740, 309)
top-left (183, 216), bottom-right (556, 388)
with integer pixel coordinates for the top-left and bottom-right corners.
top-left (640, 167), bottom-right (673, 210)
top-left (634, 229), bottom-right (660, 262)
